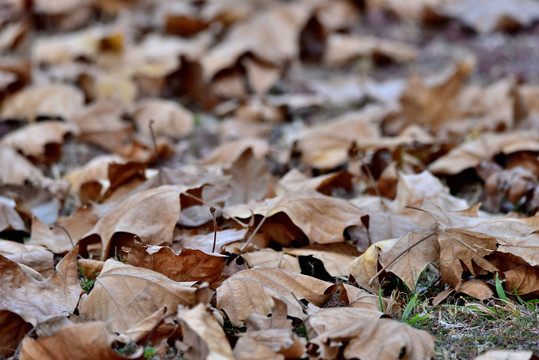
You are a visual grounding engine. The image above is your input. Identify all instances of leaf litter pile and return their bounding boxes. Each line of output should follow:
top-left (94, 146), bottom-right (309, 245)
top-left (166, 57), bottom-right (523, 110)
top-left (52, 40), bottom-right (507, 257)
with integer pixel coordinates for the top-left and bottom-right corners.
top-left (2, 0), bottom-right (539, 359)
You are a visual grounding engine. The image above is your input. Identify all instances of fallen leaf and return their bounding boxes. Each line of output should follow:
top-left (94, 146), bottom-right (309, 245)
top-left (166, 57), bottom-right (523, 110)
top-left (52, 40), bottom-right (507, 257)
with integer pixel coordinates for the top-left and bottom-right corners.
top-left (131, 98), bottom-right (194, 139)
top-left (323, 34), bottom-right (416, 66)
top-left (217, 267), bottom-right (333, 322)
top-left (0, 84), bottom-right (84, 122)
top-left (225, 190), bottom-right (364, 245)
top-left (225, 147), bottom-right (270, 206)
top-left (0, 195), bottom-right (27, 232)
top-left (0, 239), bottom-right (53, 276)
top-left (0, 310), bottom-right (32, 358)
top-left (475, 350), bottom-right (536, 360)
top-left (457, 279), bottom-right (493, 300)
top-left (125, 241), bottom-right (226, 287)
top-left (439, 0), bottom-right (539, 33)
top-left (78, 259), bottom-right (210, 333)
top-left (306, 307), bottom-right (435, 360)
top-left (80, 185), bottom-right (188, 259)
top-left (0, 246), bottom-right (81, 326)
top-left (429, 132), bottom-right (539, 175)
top-left (19, 321), bottom-right (143, 360)
top-left (1, 121), bottom-right (78, 164)
top-left (177, 303), bottom-right (235, 360)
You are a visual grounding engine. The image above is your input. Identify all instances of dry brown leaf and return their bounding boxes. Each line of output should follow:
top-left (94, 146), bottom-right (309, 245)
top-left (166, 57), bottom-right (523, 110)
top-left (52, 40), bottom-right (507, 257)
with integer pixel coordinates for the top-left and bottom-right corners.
top-left (217, 267), bottom-right (333, 322)
top-left (28, 217), bottom-right (75, 254)
top-left (225, 190), bottom-right (364, 245)
top-left (63, 155), bottom-right (125, 198)
top-left (177, 228), bottom-right (248, 254)
top-left (367, 0), bottom-right (445, 23)
top-left (125, 241), bottom-right (226, 287)
top-left (391, 60), bottom-right (473, 135)
top-left (457, 279), bottom-right (493, 300)
top-left (306, 307), bottom-right (435, 360)
top-left (0, 310), bottom-right (32, 358)
top-left (283, 248), bottom-right (355, 277)
top-left (78, 259), bottom-right (210, 333)
top-left (348, 239), bottom-right (395, 292)
top-left (202, 1), bottom-right (314, 79)
top-left (241, 249), bottom-right (302, 273)
top-left (0, 246), bottom-right (81, 326)
top-left (276, 169), bottom-right (352, 196)
top-left (225, 147), bottom-right (270, 206)
top-left (1, 121), bottom-right (78, 164)
top-left (72, 100), bottom-right (133, 154)
top-left (429, 131), bottom-right (539, 175)
top-left (116, 305), bottom-right (177, 344)
top-left (439, 0), bottom-right (539, 33)
top-left (349, 196), bottom-right (420, 249)
top-left (77, 259), bottom-right (105, 281)
top-left (177, 303), bottom-right (235, 360)
top-left (80, 185), bottom-right (188, 260)
top-left (475, 350), bottom-right (536, 360)
top-left (19, 321), bottom-right (143, 360)
top-left (298, 106), bottom-right (385, 169)
top-left (324, 34), bottom-right (416, 66)
top-left (0, 84), bottom-right (84, 122)
top-left (200, 137), bottom-right (269, 166)
top-left (0, 239), bottom-right (53, 276)
top-left (131, 98), bottom-right (194, 139)
top-left (0, 196), bottom-right (27, 232)
top-left (0, 146), bottom-right (46, 186)
top-left (235, 298), bottom-right (306, 359)
top-left (378, 230), bottom-right (440, 291)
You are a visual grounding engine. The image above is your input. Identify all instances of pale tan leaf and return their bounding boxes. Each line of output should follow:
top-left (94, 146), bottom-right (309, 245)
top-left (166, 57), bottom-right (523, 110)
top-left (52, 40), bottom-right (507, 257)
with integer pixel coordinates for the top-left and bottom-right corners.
top-left (242, 249), bottom-right (301, 273)
top-left (0, 196), bottom-right (27, 232)
top-left (217, 267), bottom-right (333, 322)
top-left (439, 0), bottom-right (539, 33)
top-left (225, 147), bottom-right (270, 206)
top-left (177, 228), bottom-right (248, 254)
top-left (0, 121), bottom-right (78, 164)
top-left (177, 303), bottom-right (234, 360)
top-left (19, 321), bottom-right (142, 360)
top-left (29, 217), bottom-right (75, 255)
top-left (306, 307), bottom-right (435, 360)
top-left (0, 239), bottom-right (53, 276)
top-left (324, 34), bottom-right (416, 66)
top-left (475, 350), bottom-right (535, 360)
top-left (0, 84), bottom-right (84, 122)
top-left (78, 259), bottom-right (209, 333)
top-left (80, 185), bottom-right (187, 260)
top-left (200, 138), bottom-right (269, 166)
top-left (429, 132), bottom-right (539, 175)
top-left (457, 279), bottom-right (493, 300)
top-left (0, 146), bottom-right (46, 186)
top-left (283, 248), bottom-right (355, 277)
top-left (226, 190), bottom-right (363, 245)
top-left (276, 169), bottom-right (352, 196)
top-left (348, 239), bottom-right (395, 292)
top-left (379, 230), bottom-right (440, 291)
top-left (0, 246), bottom-right (81, 326)
top-left (131, 98), bottom-right (194, 139)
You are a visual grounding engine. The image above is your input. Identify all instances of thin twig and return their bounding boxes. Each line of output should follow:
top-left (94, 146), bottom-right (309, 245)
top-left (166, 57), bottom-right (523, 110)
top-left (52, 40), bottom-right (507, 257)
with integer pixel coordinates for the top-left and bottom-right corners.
top-left (210, 206), bottom-right (217, 253)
